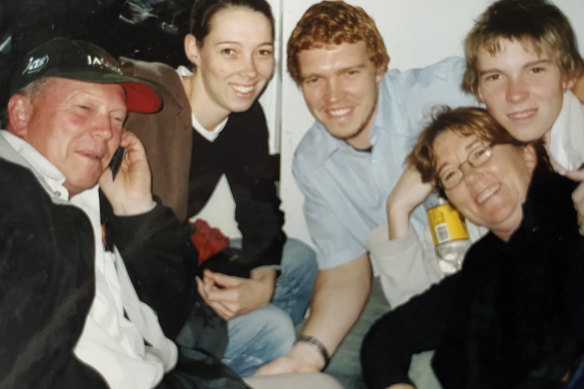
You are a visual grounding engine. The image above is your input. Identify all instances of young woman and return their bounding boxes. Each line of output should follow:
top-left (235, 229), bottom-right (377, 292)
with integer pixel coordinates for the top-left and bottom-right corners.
top-left (121, 0), bottom-right (317, 377)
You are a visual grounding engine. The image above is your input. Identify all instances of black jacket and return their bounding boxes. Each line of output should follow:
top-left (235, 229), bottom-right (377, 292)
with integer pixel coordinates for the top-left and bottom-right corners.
top-left (362, 169), bottom-right (584, 389)
top-left (0, 150), bottom-right (198, 388)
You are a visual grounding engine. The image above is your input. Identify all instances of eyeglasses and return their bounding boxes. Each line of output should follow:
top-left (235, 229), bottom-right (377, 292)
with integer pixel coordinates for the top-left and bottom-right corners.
top-left (437, 143), bottom-right (494, 189)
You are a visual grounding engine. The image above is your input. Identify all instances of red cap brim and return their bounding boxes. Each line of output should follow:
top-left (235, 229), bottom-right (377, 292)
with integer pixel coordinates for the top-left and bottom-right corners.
top-left (121, 81), bottom-right (162, 113)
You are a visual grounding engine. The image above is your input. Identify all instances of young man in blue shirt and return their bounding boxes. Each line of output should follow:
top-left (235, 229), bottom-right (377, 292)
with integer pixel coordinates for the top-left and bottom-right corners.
top-left (256, 1), bottom-right (480, 387)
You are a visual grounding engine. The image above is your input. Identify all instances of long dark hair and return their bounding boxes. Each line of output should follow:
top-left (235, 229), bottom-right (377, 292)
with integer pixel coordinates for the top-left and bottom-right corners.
top-left (189, 0), bottom-right (274, 45)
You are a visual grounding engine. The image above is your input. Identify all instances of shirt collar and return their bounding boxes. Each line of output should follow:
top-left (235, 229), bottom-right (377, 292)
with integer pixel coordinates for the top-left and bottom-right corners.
top-left (1, 130), bottom-right (70, 200)
top-left (176, 66), bottom-right (228, 142)
top-left (548, 91), bottom-right (584, 172)
top-left (310, 83), bottom-right (387, 166)
top-left (191, 113), bottom-right (228, 142)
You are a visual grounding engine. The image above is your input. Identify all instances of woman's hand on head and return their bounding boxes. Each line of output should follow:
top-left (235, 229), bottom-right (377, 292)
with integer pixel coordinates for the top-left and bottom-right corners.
top-left (386, 164), bottom-right (433, 239)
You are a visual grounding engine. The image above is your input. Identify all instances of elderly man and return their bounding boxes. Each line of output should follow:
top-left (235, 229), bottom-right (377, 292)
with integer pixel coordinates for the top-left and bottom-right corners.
top-left (0, 37), bottom-right (345, 389)
top-left (0, 37), bottom-right (202, 388)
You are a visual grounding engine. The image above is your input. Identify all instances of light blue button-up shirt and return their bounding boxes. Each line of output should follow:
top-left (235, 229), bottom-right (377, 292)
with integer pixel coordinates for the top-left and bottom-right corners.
top-left (293, 57), bottom-right (479, 269)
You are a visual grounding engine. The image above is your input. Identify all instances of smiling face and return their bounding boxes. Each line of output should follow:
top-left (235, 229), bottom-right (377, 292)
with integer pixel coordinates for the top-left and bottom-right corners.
top-left (186, 7), bottom-right (274, 123)
top-left (434, 130), bottom-right (535, 241)
top-left (13, 77), bottom-right (126, 197)
top-left (476, 38), bottom-right (570, 143)
top-left (297, 41), bottom-right (384, 150)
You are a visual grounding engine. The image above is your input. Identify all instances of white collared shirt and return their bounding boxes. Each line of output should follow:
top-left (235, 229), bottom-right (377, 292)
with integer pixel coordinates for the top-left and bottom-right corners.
top-left (548, 91), bottom-right (584, 173)
top-left (1, 130), bottom-right (175, 388)
top-left (176, 65), bottom-right (228, 141)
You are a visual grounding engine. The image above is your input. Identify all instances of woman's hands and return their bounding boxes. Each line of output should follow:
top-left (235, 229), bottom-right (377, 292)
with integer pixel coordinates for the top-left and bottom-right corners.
top-left (196, 267), bottom-right (276, 320)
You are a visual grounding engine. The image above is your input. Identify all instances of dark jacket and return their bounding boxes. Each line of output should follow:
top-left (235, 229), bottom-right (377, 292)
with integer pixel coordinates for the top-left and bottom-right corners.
top-left (0, 158), bottom-right (105, 389)
top-left (362, 169), bottom-right (584, 389)
top-left (121, 59), bottom-right (286, 272)
top-left (0, 137), bottom-right (197, 388)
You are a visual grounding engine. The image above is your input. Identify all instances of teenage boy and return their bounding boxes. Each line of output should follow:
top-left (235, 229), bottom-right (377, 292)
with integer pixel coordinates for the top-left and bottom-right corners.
top-left (462, 0), bottom-right (584, 232)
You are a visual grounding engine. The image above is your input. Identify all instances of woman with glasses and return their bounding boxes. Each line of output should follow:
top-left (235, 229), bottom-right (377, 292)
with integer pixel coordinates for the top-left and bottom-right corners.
top-left (361, 107), bottom-right (584, 389)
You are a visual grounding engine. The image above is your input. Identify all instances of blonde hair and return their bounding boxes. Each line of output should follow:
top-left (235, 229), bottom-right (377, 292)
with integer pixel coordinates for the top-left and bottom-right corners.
top-left (463, 0), bottom-right (584, 95)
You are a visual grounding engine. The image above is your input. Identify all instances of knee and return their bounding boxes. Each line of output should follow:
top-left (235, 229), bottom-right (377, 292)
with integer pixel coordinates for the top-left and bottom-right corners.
top-left (224, 306), bottom-right (296, 377)
top-left (257, 306), bottom-right (296, 350)
top-left (281, 238), bottom-right (318, 281)
top-left (233, 305), bottom-right (296, 353)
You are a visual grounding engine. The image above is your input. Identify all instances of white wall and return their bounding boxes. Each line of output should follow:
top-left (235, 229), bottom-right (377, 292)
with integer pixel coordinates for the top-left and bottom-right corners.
top-left (277, 0), bottom-right (584, 246)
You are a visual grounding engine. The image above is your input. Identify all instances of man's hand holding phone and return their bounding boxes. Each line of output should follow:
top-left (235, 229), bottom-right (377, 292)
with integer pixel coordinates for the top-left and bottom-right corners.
top-left (108, 145), bottom-right (125, 180)
top-left (100, 131), bottom-right (156, 216)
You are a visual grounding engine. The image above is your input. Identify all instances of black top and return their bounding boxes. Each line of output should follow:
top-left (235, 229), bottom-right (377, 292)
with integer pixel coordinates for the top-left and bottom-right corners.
top-left (187, 102), bottom-right (286, 273)
top-left (362, 169), bottom-right (584, 389)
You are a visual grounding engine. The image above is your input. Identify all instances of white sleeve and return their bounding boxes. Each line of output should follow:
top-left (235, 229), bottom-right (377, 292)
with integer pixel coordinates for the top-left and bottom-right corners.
top-left (366, 225), bottom-right (446, 308)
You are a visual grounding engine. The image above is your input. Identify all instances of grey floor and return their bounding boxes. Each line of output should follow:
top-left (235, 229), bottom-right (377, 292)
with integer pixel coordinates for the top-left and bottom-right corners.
top-left (299, 277), bottom-right (442, 389)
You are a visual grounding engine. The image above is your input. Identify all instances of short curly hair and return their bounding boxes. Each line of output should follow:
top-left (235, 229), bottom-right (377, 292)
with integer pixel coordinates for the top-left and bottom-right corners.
top-left (463, 0), bottom-right (584, 95)
top-left (286, 0), bottom-right (389, 86)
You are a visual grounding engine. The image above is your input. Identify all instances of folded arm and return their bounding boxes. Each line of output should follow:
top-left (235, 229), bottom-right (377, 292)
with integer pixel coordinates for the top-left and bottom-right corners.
top-left (361, 274), bottom-right (459, 389)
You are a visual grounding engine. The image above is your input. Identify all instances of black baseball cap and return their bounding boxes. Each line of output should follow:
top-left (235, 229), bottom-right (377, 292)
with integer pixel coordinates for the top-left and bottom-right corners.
top-left (10, 37), bottom-right (161, 113)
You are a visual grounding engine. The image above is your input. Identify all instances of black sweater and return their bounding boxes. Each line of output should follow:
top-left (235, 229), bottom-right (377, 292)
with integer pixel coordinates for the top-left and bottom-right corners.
top-left (362, 169), bottom-right (584, 389)
top-left (187, 102), bottom-right (286, 272)
top-left (0, 156), bottom-right (197, 388)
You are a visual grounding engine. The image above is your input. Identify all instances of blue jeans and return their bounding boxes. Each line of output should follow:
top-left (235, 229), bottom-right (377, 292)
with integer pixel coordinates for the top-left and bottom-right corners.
top-left (563, 356), bottom-right (584, 389)
top-left (220, 238), bottom-right (317, 377)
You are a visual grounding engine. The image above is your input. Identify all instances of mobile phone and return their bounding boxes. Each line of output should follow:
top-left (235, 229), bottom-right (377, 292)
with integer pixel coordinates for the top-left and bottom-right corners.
top-left (108, 147), bottom-right (125, 180)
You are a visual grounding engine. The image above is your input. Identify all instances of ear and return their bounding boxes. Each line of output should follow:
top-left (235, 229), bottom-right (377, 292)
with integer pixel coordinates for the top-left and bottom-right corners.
top-left (571, 75), bottom-right (584, 104)
top-left (184, 34), bottom-right (202, 67)
top-left (563, 76), bottom-right (575, 92)
top-left (521, 144), bottom-right (538, 174)
top-left (6, 94), bottom-right (33, 137)
top-left (476, 86), bottom-right (485, 103)
top-left (375, 65), bottom-right (385, 84)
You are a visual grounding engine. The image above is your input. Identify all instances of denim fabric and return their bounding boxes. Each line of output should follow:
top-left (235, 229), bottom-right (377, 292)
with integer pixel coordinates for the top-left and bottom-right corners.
top-left (244, 372), bottom-right (344, 389)
top-left (563, 356), bottom-right (584, 389)
top-left (270, 238), bottom-right (319, 324)
top-left (221, 238), bottom-right (317, 377)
